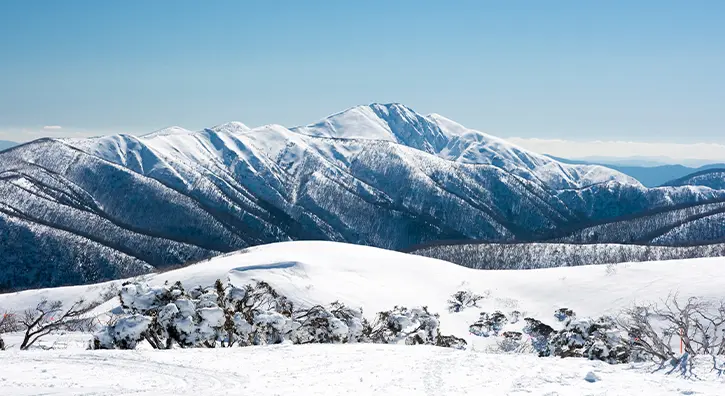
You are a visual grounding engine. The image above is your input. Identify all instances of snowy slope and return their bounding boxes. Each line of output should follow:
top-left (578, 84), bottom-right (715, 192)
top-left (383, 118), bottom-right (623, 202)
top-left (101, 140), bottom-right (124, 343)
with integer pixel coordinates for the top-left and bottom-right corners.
top-left (3, 241), bottom-right (724, 343)
top-left (292, 103), bottom-right (641, 189)
top-left (2, 241), bottom-right (725, 395)
top-left (2, 344), bottom-right (722, 396)
top-left (664, 168), bottom-right (725, 190)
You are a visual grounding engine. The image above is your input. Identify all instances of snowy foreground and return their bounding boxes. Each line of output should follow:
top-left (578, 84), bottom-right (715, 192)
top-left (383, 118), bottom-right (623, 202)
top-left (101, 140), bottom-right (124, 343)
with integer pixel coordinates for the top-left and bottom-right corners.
top-left (2, 241), bottom-right (725, 394)
top-left (1, 344), bottom-right (722, 396)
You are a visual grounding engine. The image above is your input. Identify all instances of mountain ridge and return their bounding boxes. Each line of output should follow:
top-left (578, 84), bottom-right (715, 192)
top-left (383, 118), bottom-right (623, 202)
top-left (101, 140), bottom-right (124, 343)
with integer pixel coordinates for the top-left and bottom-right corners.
top-left (2, 103), bottom-right (725, 291)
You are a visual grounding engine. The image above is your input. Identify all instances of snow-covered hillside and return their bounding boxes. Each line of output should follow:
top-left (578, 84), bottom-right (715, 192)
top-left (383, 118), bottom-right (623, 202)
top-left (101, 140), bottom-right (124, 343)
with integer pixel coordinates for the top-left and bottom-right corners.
top-left (3, 241), bottom-right (723, 342)
top-left (2, 103), bottom-right (725, 290)
top-left (292, 103), bottom-right (640, 188)
top-left (665, 168), bottom-right (725, 190)
top-left (2, 241), bottom-right (724, 395)
top-left (410, 241), bottom-right (725, 270)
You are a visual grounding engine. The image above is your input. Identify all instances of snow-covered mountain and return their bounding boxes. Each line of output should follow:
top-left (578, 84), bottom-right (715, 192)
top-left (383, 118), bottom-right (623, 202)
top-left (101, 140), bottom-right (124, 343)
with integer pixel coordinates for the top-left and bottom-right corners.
top-left (664, 168), bottom-right (725, 190)
top-left (2, 103), bottom-right (725, 290)
top-left (293, 103), bottom-right (640, 189)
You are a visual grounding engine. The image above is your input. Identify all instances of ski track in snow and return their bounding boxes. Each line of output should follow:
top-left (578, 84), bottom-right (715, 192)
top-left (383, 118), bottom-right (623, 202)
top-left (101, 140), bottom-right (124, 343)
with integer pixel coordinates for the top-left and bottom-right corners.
top-left (0, 344), bottom-right (719, 396)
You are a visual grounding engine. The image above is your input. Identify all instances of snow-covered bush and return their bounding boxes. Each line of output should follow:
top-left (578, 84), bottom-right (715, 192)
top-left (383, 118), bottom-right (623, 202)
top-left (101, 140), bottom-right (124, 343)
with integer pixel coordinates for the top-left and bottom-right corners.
top-left (497, 331), bottom-right (524, 352)
top-left (436, 335), bottom-right (468, 350)
top-left (469, 311), bottom-right (508, 337)
top-left (328, 301), bottom-right (369, 343)
top-left (95, 279), bottom-right (465, 351)
top-left (548, 316), bottom-right (630, 364)
top-left (95, 280), bottom-right (227, 349)
top-left (94, 314), bottom-right (151, 350)
top-left (290, 302), bottom-right (369, 344)
top-left (522, 317), bottom-right (555, 356)
top-left (290, 305), bottom-right (347, 344)
top-left (369, 306), bottom-right (438, 345)
top-left (447, 290), bottom-right (485, 313)
top-left (367, 306), bottom-right (466, 349)
top-left (554, 308), bottom-right (575, 322)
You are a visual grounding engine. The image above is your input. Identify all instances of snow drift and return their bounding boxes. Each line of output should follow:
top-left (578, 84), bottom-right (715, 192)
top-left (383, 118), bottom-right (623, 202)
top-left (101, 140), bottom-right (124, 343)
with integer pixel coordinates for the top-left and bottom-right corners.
top-left (3, 241), bottom-right (724, 350)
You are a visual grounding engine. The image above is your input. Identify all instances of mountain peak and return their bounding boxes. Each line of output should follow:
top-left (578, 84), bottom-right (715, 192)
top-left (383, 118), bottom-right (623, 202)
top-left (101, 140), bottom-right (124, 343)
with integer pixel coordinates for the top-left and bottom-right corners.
top-left (210, 121), bottom-right (251, 134)
top-left (142, 126), bottom-right (194, 139)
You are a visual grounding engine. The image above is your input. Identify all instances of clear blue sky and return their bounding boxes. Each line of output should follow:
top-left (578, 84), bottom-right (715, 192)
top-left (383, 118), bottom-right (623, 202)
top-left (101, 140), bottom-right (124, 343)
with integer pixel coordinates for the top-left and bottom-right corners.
top-left (1, 0), bottom-right (724, 146)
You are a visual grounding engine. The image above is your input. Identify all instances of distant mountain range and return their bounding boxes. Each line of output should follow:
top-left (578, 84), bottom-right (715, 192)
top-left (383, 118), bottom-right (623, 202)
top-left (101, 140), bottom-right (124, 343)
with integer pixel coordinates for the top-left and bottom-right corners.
top-left (2, 103), bottom-right (725, 291)
top-left (548, 155), bottom-right (725, 187)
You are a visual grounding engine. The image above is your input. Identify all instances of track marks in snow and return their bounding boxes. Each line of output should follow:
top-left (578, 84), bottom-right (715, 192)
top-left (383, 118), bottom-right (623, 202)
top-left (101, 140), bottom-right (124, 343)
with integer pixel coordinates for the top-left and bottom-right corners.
top-left (1, 345), bottom-right (722, 395)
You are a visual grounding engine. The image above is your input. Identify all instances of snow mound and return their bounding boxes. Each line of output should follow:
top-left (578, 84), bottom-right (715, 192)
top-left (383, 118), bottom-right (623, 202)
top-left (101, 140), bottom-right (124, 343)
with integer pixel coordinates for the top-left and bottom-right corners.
top-left (3, 241), bottom-right (724, 349)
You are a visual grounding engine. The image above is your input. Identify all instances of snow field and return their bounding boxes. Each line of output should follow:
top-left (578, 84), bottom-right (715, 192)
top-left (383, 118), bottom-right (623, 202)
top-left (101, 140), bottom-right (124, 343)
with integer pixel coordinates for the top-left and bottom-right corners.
top-left (1, 344), bottom-right (721, 396)
top-left (2, 241), bottom-right (725, 394)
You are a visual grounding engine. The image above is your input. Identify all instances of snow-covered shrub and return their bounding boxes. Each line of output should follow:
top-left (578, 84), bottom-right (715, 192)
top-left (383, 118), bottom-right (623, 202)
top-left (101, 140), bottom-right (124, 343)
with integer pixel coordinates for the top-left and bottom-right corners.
top-left (365, 306), bottom-right (465, 348)
top-left (119, 280), bottom-right (186, 315)
top-left (220, 281), bottom-right (298, 346)
top-left (369, 306), bottom-right (435, 345)
top-left (369, 306), bottom-right (426, 344)
top-left (96, 279), bottom-right (465, 351)
top-left (289, 302), bottom-right (370, 344)
top-left (94, 314), bottom-right (151, 350)
top-left (548, 316), bottom-right (630, 364)
top-left (469, 311), bottom-right (508, 337)
top-left (523, 317), bottom-right (554, 356)
top-left (436, 334), bottom-right (467, 350)
top-left (554, 308), bottom-right (575, 322)
top-left (230, 312), bottom-right (253, 346)
top-left (224, 281), bottom-right (293, 322)
top-left (96, 280), bottom-right (228, 349)
top-left (328, 302), bottom-right (370, 343)
top-left (447, 290), bottom-right (484, 313)
top-left (497, 331), bottom-right (524, 352)
top-left (509, 310), bottom-right (522, 324)
top-left (290, 305), bottom-right (348, 344)
top-left (250, 310), bottom-right (298, 345)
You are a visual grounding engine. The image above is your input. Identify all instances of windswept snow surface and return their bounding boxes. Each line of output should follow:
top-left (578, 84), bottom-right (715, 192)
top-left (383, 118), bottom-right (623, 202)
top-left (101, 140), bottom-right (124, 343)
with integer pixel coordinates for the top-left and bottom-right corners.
top-left (2, 344), bottom-right (722, 396)
top-left (2, 241), bottom-right (724, 341)
top-left (2, 241), bottom-right (725, 394)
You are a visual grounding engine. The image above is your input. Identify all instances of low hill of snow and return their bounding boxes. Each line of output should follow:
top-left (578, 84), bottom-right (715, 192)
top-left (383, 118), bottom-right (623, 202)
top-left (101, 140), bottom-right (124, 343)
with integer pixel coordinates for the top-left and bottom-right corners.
top-left (2, 241), bottom-right (723, 347)
top-left (2, 241), bottom-right (725, 395)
